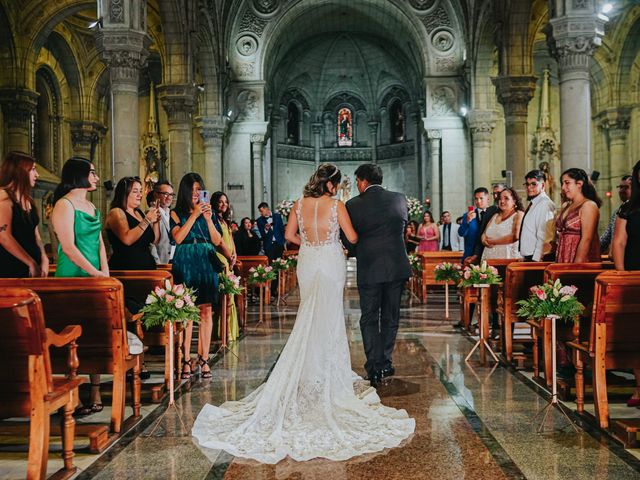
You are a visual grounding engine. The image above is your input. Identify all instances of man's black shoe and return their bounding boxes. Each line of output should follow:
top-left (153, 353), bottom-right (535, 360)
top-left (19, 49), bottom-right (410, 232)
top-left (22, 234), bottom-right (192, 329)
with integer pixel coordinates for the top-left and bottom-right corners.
top-left (380, 366), bottom-right (395, 378)
top-left (368, 372), bottom-right (382, 387)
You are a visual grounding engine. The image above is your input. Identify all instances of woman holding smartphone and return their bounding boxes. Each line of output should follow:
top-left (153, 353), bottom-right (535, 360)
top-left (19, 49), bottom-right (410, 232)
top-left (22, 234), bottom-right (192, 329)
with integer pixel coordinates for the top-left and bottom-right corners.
top-left (170, 173), bottom-right (222, 379)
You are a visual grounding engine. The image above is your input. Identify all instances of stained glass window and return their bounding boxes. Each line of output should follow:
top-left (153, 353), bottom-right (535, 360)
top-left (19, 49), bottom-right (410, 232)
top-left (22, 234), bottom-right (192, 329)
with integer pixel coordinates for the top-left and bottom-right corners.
top-left (337, 107), bottom-right (353, 147)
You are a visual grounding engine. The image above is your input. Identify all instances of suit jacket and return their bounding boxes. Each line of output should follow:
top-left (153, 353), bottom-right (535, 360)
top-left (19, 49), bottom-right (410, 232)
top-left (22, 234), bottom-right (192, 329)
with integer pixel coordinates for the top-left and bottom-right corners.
top-left (458, 205), bottom-right (498, 261)
top-left (256, 213), bottom-right (285, 253)
top-left (344, 186), bottom-right (411, 285)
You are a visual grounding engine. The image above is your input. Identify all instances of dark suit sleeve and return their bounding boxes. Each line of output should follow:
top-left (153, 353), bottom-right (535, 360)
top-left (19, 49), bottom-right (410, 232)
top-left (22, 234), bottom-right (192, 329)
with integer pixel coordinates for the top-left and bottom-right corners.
top-left (341, 199), bottom-right (357, 257)
top-left (472, 207), bottom-right (498, 258)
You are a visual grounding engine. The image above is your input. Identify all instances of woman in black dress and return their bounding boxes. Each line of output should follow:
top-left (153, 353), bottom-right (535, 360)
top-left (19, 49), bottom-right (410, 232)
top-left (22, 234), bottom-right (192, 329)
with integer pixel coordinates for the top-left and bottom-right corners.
top-left (105, 177), bottom-right (159, 270)
top-left (0, 152), bottom-right (48, 278)
top-left (234, 217), bottom-right (261, 255)
top-left (612, 159), bottom-right (640, 406)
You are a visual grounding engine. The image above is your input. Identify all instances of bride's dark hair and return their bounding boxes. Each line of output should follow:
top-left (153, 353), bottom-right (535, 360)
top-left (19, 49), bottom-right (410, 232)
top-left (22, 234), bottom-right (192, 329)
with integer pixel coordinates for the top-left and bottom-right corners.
top-left (303, 163), bottom-right (342, 198)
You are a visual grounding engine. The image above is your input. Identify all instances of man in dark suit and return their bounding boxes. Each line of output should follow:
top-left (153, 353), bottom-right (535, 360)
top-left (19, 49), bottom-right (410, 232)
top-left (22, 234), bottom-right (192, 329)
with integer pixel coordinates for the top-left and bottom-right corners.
top-left (344, 164), bottom-right (411, 386)
top-left (256, 202), bottom-right (285, 261)
top-left (459, 187), bottom-right (498, 265)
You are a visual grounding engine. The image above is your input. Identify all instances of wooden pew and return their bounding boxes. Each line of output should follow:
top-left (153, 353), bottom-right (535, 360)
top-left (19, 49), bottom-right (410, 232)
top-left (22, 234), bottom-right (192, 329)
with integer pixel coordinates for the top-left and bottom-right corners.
top-left (499, 262), bottom-right (552, 364)
top-left (567, 271), bottom-right (640, 445)
top-left (0, 288), bottom-right (84, 480)
top-left (528, 262), bottom-right (614, 390)
top-left (237, 255), bottom-right (270, 324)
top-left (0, 278), bottom-right (142, 439)
top-left (110, 270), bottom-right (182, 402)
top-left (418, 251), bottom-right (462, 303)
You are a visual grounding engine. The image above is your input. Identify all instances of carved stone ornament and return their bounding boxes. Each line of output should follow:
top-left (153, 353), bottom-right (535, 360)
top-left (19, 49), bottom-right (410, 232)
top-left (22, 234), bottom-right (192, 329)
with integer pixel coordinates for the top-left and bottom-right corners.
top-left (236, 62), bottom-right (255, 78)
top-left (435, 57), bottom-right (457, 72)
top-left (421, 6), bottom-right (451, 34)
top-left (409, 0), bottom-right (436, 11)
top-left (239, 8), bottom-right (269, 36)
top-left (0, 88), bottom-right (39, 129)
top-left (431, 28), bottom-right (455, 53)
top-left (250, 133), bottom-right (265, 143)
top-left (69, 121), bottom-right (104, 148)
top-left (158, 85), bottom-right (197, 125)
top-left (430, 86), bottom-right (456, 116)
top-left (237, 90), bottom-right (260, 121)
top-left (236, 35), bottom-right (258, 56)
top-left (110, 0), bottom-right (125, 23)
top-left (491, 76), bottom-right (537, 117)
top-left (572, 0), bottom-right (589, 9)
top-left (427, 129), bottom-right (442, 139)
top-left (253, 0), bottom-right (278, 15)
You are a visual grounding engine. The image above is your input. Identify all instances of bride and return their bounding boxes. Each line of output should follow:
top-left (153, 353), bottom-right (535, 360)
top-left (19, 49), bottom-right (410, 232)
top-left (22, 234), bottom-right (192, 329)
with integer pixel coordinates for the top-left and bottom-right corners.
top-left (192, 163), bottom-right (415, 463)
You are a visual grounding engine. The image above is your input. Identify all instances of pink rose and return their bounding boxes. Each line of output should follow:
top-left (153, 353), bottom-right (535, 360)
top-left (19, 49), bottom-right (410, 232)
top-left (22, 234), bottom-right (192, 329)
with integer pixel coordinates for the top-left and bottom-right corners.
top-left (464, 270), bottom-right (471, 279)
top-left (175, 299), bottom-right (184, 309)
top-left (535, 290), bottom-right (547, 301)
top-left (154, 287), bottom-right (166, 297)
top-left (559, 285), bottom-right (577, 296)
top-left (480, 273), bottom-right (487, 280)
top-left (173, 284), bottom-right (185, 295)
top-left (165, 294), bottom-right (175, 302)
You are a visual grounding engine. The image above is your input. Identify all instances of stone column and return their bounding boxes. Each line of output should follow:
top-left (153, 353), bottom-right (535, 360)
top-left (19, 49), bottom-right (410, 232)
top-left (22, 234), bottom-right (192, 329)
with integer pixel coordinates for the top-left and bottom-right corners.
top-left (599, 108), bottom-right (631, 181)
top-left (69, 120), bottom-right (107, 161)
top-left (197, 116), bottom-right (226, 192)
top-left (427, 129), bottom-right (442, 216)
top-left (368, 121), bottom-right (379, 163)
top-left (312, 122), bottom-right (323, 166)
top-left (251, 134), bottom-right (265, 208)
top-left (467, 110), bottom-right (496, 190)
top-left (158, 85), bottom-right (196, 182)
top-left (0, 88), bottom-right (39, 154)
top-left (547, 8), bottom-right (605, 172)
top-left (492, 76), bottom-right (537, 198)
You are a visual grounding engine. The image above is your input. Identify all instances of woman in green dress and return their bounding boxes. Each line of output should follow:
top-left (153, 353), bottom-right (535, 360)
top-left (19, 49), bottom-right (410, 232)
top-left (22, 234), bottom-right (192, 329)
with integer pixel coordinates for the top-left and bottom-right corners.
top-left (51, 157), bottom-right (109, 414)
top-left (170, 173), bottom-right (222, 379)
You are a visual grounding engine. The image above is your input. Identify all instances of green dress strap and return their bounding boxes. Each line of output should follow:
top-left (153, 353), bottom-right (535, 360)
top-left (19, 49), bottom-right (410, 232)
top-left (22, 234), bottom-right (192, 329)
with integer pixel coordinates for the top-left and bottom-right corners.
top-left (55, 198), bottom-right (102, 277)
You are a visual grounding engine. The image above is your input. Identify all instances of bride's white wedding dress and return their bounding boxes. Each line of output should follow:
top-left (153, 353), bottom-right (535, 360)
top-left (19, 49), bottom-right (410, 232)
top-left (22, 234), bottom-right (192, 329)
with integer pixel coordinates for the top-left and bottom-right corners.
top-left (192, 197), bottom-right (415, 463)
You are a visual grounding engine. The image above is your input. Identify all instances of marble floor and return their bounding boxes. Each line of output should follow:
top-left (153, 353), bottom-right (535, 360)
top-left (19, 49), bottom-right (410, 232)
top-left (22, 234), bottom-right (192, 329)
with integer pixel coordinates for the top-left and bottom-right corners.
top-left (2, 266), bottom-right (640, 479)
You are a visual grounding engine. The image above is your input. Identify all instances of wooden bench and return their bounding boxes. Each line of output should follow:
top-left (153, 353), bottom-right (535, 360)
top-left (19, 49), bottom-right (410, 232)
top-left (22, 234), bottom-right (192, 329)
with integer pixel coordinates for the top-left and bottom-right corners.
top-left (417, 251), bottom-right (462, 303)
top-left (0, 288), bottom-right (84, 480)
top-left (567, 271), bottom-right (640, 445)
top-left (110, 270), bottom-right (183, 402)
top-left (499, 262), bottom-right (552, 364)
top-left (237, 255), bottom-right (271, 324)
top-left (0, 278), bottom-right (142, 438)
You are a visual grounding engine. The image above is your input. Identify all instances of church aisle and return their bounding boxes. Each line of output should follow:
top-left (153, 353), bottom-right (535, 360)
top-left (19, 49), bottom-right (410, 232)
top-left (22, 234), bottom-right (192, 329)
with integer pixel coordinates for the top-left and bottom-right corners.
top-left (71, 276), bottom-right (640, 479)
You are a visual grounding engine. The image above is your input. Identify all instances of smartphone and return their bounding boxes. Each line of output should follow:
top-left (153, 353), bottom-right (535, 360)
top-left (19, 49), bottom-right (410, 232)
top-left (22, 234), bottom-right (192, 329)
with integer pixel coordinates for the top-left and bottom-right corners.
top-left (198, 190), bottom-right (210, 204)
top-left (468, 206), bottom-right (475, 212)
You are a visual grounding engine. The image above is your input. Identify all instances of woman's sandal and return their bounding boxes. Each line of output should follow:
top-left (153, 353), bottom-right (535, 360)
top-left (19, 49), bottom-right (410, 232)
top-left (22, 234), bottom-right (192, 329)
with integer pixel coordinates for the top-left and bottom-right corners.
top-left (197, 355), bottom-right (212, 379)
top-left (75, 382), bottom-right (104, 415)
top-left (181, 358), bottom-right (193, 379)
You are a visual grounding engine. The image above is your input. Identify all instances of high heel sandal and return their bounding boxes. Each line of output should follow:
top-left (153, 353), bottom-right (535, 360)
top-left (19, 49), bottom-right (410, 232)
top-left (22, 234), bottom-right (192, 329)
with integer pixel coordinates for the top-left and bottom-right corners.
top-left (197, 355), bottom-right (212, 379)
top-left (74, 383), bottom-right (103, 416)
top-left (181, 358), bottom-right (192, 379)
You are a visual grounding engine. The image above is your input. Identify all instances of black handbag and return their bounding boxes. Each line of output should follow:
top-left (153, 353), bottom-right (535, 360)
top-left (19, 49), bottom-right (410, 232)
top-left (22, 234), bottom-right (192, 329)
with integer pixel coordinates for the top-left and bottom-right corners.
top-left (208, 249), bottom-right (225, 273)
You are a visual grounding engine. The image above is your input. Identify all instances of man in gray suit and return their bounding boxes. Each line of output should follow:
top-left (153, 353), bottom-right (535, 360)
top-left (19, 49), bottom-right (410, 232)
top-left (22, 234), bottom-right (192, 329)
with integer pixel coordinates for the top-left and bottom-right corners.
top-left (344, 164), bottom-right (411, 386)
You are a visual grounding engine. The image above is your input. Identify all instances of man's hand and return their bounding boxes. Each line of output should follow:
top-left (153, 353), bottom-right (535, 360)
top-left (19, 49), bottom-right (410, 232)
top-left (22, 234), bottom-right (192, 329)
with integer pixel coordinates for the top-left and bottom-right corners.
top-left (466, 211), bottom-right (476, 222)
top-left (463, 255), bottom-right (478, 266)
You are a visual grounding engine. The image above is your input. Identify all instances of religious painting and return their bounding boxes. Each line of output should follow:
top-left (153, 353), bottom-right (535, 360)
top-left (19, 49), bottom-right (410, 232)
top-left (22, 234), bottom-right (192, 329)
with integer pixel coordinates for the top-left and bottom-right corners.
top-left (337, 107), bottom-right (353, 147)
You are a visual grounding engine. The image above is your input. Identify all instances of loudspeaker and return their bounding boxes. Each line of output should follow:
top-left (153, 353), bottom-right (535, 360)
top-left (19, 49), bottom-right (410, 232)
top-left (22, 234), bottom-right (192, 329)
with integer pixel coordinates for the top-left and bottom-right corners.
top-left (104, 180), bottom-right (114, 191)
top-left (590, 171), bottom-right (600, 182)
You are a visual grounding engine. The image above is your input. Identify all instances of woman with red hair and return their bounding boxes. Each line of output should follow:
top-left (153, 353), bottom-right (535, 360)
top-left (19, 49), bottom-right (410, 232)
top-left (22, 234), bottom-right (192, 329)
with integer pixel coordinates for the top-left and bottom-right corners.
top-left (0, 151), bottom-right (48, 277)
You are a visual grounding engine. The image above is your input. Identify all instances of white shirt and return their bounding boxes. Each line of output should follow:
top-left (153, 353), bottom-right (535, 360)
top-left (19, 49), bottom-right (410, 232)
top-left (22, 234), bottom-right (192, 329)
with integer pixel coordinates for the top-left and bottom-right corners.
top-left (518, 192), bottom-right (556, 261)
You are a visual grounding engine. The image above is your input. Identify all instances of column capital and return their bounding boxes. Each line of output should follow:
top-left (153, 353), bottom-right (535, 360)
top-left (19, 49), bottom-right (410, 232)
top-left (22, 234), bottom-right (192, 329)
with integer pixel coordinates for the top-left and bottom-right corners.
top-left (158, 84), bottom-right (197, 128)
top-left (196, 116), bottom-right (226, 147)
top-left (250, 133), bottom-right (265, 144)
top-left (0, 88), bottom-right (39, 129)
top-left (597, 107), bottom-right (631, 142)
top-left (68, 120), bottom-right (107, 148)
top-left (367, 121), bottom-right (379, 135)
top-left (492, 76), bottom-right (537, 118)
top-left (426, 129), bottom-right (442, 140)
top-left (96, 30), bottom-right (150, 89)
top-left (311, 122), bottom-right (323, 135)
top-left (467, 110), bottom-right (497, 141)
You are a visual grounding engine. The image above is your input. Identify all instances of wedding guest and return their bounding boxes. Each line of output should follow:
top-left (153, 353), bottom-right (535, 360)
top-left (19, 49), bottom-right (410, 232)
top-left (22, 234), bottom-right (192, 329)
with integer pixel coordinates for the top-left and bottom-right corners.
top-left (451, 216), bottom-right (465, 252)
top-left (230, 221), bottom-right (239, 234)
top-left (52, 157), bottom-right (109, 414)
top-left (256, 202), bottom-right (285, 261)
top-left (170, 173), bottom-right (222, 379)
top-left (481, 187), bottom-right (524, 260)
top-left (459, 187), bottom-right (497, 264)
top-left (106, 177), bottom-right (159, 270)
top-left (555, 168), bottom-right (601, 263)
top-left (212, 191), bottom-right (239, 342)
top-left (611, 160), bottom-right (640, 407)
top-left (438, 211), bottom-right (453, 251)
top-left (600, 174), bottom-right (632, 255)
top-left (492, 183), bottom-right (506, 205)
top-left (416, 211), bottom-right (439, 252)
top-left (150, 180), bottom-right (175, 264)
top-left (404, 220), bottom-right (420, 253)
top-left (0, 152), bottom-right (48, 278)
top-left (518, 169), bottom-right (556, 261)
top-left (235, 217), bottom-right (262, 255)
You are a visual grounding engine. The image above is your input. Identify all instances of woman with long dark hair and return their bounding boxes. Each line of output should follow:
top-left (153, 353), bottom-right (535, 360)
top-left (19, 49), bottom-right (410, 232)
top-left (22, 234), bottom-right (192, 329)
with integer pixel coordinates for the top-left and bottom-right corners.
top-left (0, 151), bottom-right (48, 277)
top-left (170, 173), bottom-right (222, 379)
top-left (234, 217), bottom-right (261, 255)
top-left (555, 168), bottom-right (601, 263)
top-left (106, 176), bottom-right (159, 270)
top-left (416, 210), bottom-right (439, 252)
top-left (212, 191), bottom-right (239, 342)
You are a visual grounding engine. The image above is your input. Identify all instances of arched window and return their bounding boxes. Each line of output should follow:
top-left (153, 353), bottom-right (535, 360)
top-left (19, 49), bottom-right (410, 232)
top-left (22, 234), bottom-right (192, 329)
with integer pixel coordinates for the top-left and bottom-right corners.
top-left (337, 107), bottom-right (353, 147)
top-left (286, 102), bottom-right (300, 145)
top-left (390, 100), bottom-right (404, 143)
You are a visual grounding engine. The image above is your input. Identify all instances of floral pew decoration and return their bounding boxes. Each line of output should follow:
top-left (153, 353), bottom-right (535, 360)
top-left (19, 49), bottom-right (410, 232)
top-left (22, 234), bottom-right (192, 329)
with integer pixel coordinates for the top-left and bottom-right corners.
top-left (272, 258), bottom-right (292, 305)
top-left (247, 265), bottom-right (277, 321)
top-left (434, 262), bottom-right (462, 318)
top-left (218, 273), bottom-right (245, 350)
top-left (459, 261), bottom-right (502, 287)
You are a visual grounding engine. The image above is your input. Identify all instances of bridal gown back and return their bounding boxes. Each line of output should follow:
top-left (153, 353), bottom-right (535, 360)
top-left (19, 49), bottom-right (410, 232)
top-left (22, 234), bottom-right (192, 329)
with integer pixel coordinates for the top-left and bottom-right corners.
top-left (192, 197), bottom-right (415, 463)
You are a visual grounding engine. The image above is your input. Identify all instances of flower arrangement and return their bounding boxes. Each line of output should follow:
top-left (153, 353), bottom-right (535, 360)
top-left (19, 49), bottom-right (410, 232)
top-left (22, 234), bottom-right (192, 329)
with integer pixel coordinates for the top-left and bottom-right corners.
top-left (516, 279), bottom-right (584, 323)
top-left (271, 257), bottom-right (290, 272)
top-left (140, 280), bottom-right (200, 328)
top-left (247, 264), bottom-right (277, 285)
top-left (406, 196), bottom-right (424, 221)
top-left (459, 261), bottom-right (502, 287)
top-left (409, 253), bottom-right (422, 273)
top-left (275, 199), bottom-right (295, 220)
top-left (218, 273), bottom-right (245, 295)
top-left (434, 262), bottom-right (462, 283)
top-left (286, 255), bottom-right (298, 268)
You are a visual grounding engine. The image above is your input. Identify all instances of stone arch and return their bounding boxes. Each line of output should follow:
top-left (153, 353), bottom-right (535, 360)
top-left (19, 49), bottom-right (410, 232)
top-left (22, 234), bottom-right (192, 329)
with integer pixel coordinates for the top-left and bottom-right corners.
top-left (0, 2), bottom-right (16, 87)
top-left (34, 66), bottom-right (63, 171)
top-left (41, 31), bottom-right (83, 119)
top-left (154, 0), bottom-right (190, 84)
top-left (616, 11), bottom-right (640, 104)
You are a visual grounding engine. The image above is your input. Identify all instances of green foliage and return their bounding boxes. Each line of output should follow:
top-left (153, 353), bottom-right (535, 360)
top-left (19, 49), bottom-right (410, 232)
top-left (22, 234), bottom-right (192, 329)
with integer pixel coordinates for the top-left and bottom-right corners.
top-left (434, 262), bottom-right (462, 283)
top-left (140, 281), bottom-right (201, 329)
top-left (459, 261), bottom-right (502, 287)
top-left (516, 279), bottom-right (584, 323)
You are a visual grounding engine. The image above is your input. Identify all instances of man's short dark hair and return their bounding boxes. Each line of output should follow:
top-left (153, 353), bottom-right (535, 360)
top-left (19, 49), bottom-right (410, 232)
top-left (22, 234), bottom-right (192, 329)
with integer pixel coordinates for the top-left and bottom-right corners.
top-left (473, 187), bottom-right (489, 195)
top-left (525, 169), bottom-right (546, 182)
top-left (257, 202), bottom-right (269, 210)
top-left (622, 174), bottom-right (633, 182)
top-left (354, 164), bottom-right (383, 185)
top-left (154, 180), bottom-right (173, 191)
top-left (441, 210), bottom-right (450, 216)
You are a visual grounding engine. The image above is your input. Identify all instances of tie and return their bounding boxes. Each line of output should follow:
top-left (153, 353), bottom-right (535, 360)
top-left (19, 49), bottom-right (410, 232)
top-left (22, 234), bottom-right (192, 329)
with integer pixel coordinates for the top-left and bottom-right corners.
top-left (478, 209), bottom-right (484, 224)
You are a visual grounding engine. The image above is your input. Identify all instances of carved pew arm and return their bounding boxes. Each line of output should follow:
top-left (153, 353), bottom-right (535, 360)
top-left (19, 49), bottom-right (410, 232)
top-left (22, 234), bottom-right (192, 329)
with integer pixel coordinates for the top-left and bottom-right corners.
top-left (46, 325), bottom-right (82, 379)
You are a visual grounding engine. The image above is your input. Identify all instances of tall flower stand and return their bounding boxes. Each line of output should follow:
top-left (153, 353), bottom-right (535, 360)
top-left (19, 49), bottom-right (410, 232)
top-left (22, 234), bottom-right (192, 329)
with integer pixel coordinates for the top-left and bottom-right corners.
top-left (214, 293), bottom-right (239, 359)
top-left (276, 270), bottom-right (287, 307)
top-left (465, 284), bottom-right (499, 366)
top-left (532, 315), bottom-right (579, 433)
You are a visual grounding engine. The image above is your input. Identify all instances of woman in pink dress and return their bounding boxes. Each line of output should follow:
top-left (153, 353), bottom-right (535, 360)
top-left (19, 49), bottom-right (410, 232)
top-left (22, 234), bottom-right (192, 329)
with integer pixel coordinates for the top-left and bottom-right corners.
top-left (417, 211), bottom-right (440, 252)
top-left (555, 168), bottom-right (601, 263)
